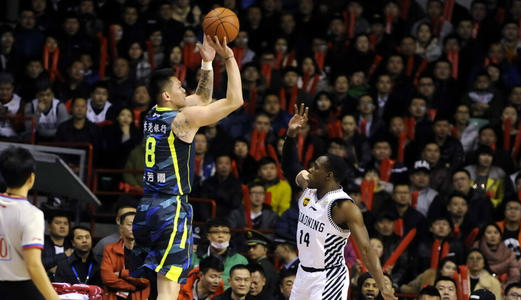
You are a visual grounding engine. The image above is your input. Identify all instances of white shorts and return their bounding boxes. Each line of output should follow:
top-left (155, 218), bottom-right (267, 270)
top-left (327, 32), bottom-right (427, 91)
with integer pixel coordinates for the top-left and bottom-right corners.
top-left (290, 264), bottom-right (349, 300)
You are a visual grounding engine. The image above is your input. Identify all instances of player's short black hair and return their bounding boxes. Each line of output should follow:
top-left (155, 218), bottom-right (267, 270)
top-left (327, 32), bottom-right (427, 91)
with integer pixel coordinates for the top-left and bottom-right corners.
top-left (248, 263), bottom-right (266, 277)
top-left (324, 154), bottom-right (348, 183)
top-left (0, 147), bottom-right (35, 188)
top-left (419, 286), bottom-right (441, 298)
top-left (70, 225), bottom-right (91, 239)
top-left (206, 218), bottom-right (230, 231)
top-left (230, 264), bottom-right (250, 278)
top-left (200, 256), bottom-right (224, 273)
top-left (149, 68), bottom-right (175, 99)
top-left (435, 276), bottom-right (457, 287)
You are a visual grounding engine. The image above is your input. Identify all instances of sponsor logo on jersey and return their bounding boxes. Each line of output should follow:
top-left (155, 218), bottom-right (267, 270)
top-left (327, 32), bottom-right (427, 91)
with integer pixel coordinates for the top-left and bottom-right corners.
top-left (303, 197), bottom-right (310, 207)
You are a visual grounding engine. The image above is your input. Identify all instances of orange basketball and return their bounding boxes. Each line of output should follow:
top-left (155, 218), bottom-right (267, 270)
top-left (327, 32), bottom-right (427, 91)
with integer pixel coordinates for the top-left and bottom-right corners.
top-left (202, 7), bottom-right (239, 44)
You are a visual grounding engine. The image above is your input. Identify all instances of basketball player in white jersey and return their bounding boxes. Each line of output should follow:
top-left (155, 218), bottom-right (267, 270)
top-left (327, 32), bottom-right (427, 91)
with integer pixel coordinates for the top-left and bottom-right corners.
top-left (0, 147), bottom-right (59, 300)
top-left (282, 104), bottom-right (396, 300)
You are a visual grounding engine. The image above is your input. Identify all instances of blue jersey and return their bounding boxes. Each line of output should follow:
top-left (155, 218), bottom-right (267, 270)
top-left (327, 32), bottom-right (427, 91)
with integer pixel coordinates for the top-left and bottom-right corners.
top-left (143, 106), bottom-right (195, 196)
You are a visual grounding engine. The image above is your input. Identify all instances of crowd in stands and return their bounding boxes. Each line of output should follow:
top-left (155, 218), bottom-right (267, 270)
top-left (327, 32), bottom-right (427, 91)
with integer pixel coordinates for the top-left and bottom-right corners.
top-left (9, 0), bottom-right (521, 298)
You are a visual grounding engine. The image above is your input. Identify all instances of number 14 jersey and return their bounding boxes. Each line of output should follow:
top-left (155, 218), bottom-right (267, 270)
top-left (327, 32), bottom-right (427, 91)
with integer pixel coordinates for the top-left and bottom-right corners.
top-left (297, 188), bottom-right (352, 269)
top-left (143, 106), bottom-right (195, 196)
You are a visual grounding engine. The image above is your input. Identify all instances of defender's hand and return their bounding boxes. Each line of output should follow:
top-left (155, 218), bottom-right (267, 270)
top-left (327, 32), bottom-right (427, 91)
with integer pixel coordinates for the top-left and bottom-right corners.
top-left (287, 103), bottom-right (308, 138)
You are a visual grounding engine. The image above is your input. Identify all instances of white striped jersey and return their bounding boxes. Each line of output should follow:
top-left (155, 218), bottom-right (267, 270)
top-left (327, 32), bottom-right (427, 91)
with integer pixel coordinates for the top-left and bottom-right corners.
top-left (0, 194), bottom-right (45, 280)
top-left (296, 187), bottom-right (352, 269)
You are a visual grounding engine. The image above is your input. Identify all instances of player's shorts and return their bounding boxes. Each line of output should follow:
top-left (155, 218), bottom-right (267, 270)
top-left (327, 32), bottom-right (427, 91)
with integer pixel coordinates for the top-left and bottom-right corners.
top-left (290, 264), bottom-right (349, 300)
top-left (132, 193), bottom-right (193, 283)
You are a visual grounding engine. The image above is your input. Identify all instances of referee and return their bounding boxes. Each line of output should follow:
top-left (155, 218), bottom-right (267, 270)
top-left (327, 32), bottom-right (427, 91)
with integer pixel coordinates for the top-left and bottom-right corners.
top-left (0, 147), bottom-right (59, 300)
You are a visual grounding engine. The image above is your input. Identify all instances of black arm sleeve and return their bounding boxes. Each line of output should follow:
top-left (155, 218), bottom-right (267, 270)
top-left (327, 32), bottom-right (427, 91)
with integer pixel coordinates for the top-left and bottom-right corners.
top-left (282, 136), bottom-right (304, 186)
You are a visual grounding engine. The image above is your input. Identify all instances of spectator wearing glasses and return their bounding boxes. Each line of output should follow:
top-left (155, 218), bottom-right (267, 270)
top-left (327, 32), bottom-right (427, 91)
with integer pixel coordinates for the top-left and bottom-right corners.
top-left (497, 199), bottom-right (521, 260)
top-left (192, 219), bottom-right (248, 289)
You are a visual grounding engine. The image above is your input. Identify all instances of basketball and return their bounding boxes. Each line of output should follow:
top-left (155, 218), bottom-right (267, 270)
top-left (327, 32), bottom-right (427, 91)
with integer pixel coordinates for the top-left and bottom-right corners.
top-left (202, 7), bottom-right (239, 44)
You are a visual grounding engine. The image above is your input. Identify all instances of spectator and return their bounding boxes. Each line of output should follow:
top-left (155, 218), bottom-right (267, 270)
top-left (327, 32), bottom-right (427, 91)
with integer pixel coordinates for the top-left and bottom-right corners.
top-left (340, 114), bottom-right (371, 167)
top-left (54, 225), bottom-right (102, 287)
top-left (445, 192), bottom-right (475, 239)
top-left (434, 276), bottom-right (458, 300)
top-left (273, 235), bottom-right (299, 271)
top-left (42, 211), bottom-right (73, 279)
top-left (497, 199), bottom-right (521, 259)
top-left (409, 160), bottom-right (439, 217)
top-left (24, 78), bottom-right (69, 141)
top-left (193, 132), bottom-right (215, 192)
top-left (100, 211), bottom-right (150, 299)
top-left (108, 58), bottom-right (134, 107)
top-left (465, 146), bottom-right (507, 208)
top-left (505, 283), bottom-right (521, 300)
top-left (262, 93), bottom-right (291, 136)
top-left (0, 72), bottom-right (23, 137)
top-left (228, 182), bottom-right (278, 230)
top-left (465, 249), bottom-right (502, 299)
top-left (199, 154), bottom-right (243, 220)
top-left (400, 257), bottom-right (457, 294)
top-left (276, 268), bottom-right (296, 300)
top-left (55, 60), bottom-right (90, 102)
top-left (246, 230), bottom-right (278, 294)
top-left (213, 264), bottom-right (251, 300)
top-left (122, 142), bottom-right (145, 189)
top-left (248, 264), bottom-right (274, 300)
top-left (453, 104), bottom-right (479, 153)
top-left (386, 183), bottom-right (426, 237)
top-left (0, 28), bottom-right (21, 74)
top-left (178, 256), bottom-right (225, 300)
top-left (86, 81), bottom-right (115, 124)
top-left (14, 9), bottom-right (45, 60)
top-left (418, 286), bottom-right (441, 300)
top-left (432, 116), bottom-right (465, 171)
top-left (192, 219), bottom-right (248, 289)
top-left (255, 157), bottom-right (292, 216)
top-left (362, 138), bottom-right (408, 184)
top-left (356, 273), bottom-right (380, 300)
top-left (101, 107), bottom-right (141, 168)
top-left (92, 198), bottom-right (137, 263)
top-left (231, 138), bottom-right (258, 183)
top-left (473, 223), bottom-right (520, 285)
top-left (421, 142), bottom-right (451, 192)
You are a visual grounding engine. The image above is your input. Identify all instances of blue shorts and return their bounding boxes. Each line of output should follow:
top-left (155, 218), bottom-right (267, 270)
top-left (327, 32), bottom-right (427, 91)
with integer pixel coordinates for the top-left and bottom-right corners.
top-left (132, 194), bottom-right (193, 283)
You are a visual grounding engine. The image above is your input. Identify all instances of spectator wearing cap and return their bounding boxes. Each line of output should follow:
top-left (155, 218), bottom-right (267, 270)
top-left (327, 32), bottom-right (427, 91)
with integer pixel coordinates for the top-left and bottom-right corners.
top-left (465, 249), bottom-right (501, 299)
top-left (247, 263), bottom-right (274, 300)
top-left (473, 223), bottom-right (520, 286)
top-left (470, 289), bottom-right (496, 300)
top-left (178, 256), bottom-right (225, 300)
top-left (273, 234), bottom-right (299, 272)
top-left (93, 198), bottom-right (137, 263)
top-left (505, 282), bottom-right (521, 300)
top-left (410, 160), bottom-right (439, 217)
top-left (246, 230), bottom-right (278, 294)
top-left (101, 211), bottom-right (150, 300)
top-left (465, 145), bottom-right (508, 208)
top-left (370, 211), bottom-right (409, 286)
top-left (416, 215), bottom-right (464, 273)
top-left (418, 285), bottom-right (441, 300)
top-left (400, 257), bottom-right (457, 294)
top-left (228, 182), bottom-right (278, 230)
top-left (24, 78), bottom-right (69, 142)
top-left (497, 199), bottom-right (521, 259)
top-left (0, 72), bottom-right (23, 137)
top-left (192, 219), bottom-right (248, 289)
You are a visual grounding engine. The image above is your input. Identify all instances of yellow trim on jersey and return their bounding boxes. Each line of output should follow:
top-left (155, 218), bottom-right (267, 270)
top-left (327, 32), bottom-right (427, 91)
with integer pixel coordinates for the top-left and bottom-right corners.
top-left (155, 195), bottom-right (181, 273)
top-left (156, 106), bottom-right (174, 111)
top-left (180, 218), bottom-right (188, 249)
top-left (168, 131), bottom-right (184, 195)
top-left (165, 265), bottom-right (183, 282)
top-left (186, 144), bottom-right (192, 192)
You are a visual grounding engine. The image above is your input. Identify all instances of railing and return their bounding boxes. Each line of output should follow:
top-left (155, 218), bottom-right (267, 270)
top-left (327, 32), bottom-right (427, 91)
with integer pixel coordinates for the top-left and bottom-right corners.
top-left (39, 142), bottom-right (93, 188)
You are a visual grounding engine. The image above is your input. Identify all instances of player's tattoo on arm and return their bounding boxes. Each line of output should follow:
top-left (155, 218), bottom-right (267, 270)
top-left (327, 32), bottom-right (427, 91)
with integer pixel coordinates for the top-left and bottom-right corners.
top-left (195, 69), bottom-right (213, 103)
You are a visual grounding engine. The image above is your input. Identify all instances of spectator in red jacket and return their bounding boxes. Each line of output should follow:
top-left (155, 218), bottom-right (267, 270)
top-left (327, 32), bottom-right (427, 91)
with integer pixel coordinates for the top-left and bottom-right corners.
top-left (100, 212), bottom-right (149, 299)
top-left (178, 256), bottom-right (225, 300)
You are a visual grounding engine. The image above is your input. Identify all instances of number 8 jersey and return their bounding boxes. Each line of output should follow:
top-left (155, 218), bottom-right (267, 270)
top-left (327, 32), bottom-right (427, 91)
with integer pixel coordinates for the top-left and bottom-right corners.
top-left (143, 106), bottom-right (195, 196)
top-left (297, 187), bottom-right (352, 269)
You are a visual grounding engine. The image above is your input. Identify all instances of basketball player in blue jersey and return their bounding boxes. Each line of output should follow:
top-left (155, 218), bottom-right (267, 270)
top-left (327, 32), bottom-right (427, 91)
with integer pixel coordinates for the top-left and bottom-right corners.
top-left (132, 35), bottom-right (243, 300)
top-left (282, 104), bottom-right (396, 300)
